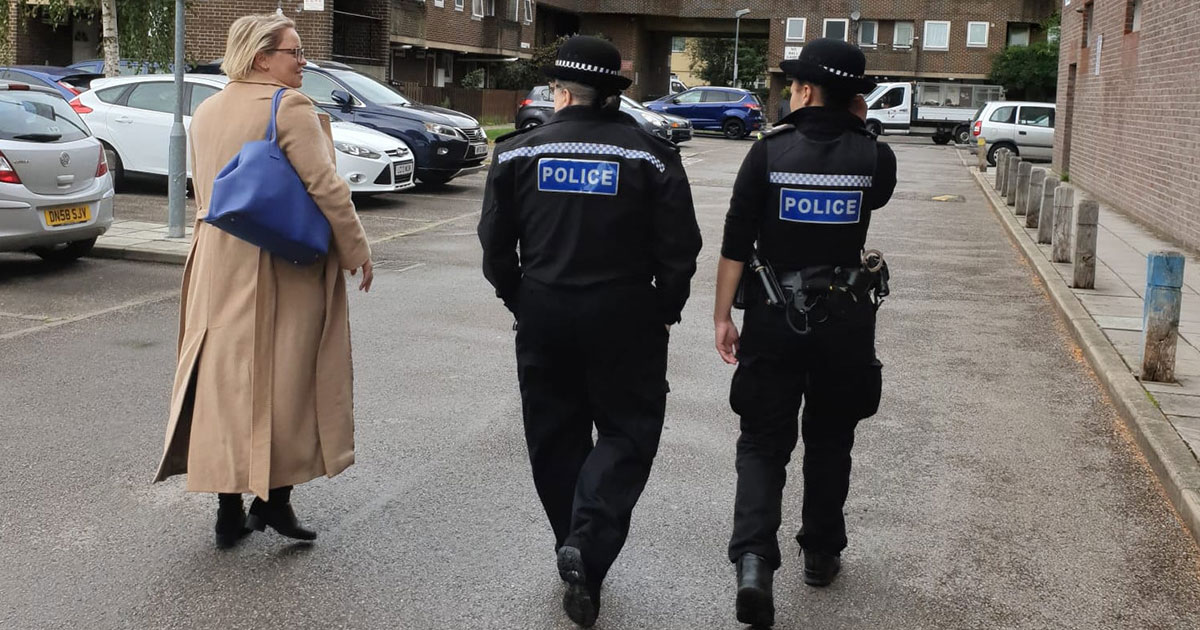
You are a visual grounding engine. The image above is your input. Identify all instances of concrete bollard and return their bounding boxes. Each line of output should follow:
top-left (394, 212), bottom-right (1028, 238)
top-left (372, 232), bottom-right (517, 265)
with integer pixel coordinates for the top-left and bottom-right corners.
top-left (977, 137), bottom-right (988, 172)
top-left (1006, 156), bottom-right (1021, 205)
top-left (1014, 161), bottom-right (1033, 216)
top-left (994, 149), bottom-right (1008, 192)
top-left (1025, 168), bottom-right (1047, 228)
top-left (1142, 251), bottom-right (1185, 383)
top-left (1051, 186), bottom-right (1075, 263)
top-left (1037, 178), bottom-right (1061, 244)
top-left (1073, 200), bottom-right (1099, 289)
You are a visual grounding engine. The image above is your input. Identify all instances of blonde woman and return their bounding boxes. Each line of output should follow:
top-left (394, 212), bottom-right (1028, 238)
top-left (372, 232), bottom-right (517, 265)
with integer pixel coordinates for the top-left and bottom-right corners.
top-left (154, 13), bottom-right (373, 548)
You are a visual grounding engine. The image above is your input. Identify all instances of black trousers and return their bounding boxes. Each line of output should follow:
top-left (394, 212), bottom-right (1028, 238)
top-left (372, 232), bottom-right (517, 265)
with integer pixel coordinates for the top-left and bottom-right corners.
top-left (515, 280), bottom-right (670, 584)
top-left (727, 301), bottom-right (881, 569)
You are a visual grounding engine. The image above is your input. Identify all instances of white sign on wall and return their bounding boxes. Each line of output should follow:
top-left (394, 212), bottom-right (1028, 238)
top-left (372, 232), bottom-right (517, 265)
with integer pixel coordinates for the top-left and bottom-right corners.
top-left (304, 0), bottom-right (324, 10)
top-left (784, 46), bottom-right (803, 60)
top-left (1093, 34), bottom-right (1102, 76)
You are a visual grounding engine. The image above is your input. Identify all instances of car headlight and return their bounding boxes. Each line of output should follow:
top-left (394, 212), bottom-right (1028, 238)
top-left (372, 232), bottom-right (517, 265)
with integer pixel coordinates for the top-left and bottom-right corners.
top-left (334, 142), bottom-right (381, 159)
top-left (425, 122), bottom-right (461, 138)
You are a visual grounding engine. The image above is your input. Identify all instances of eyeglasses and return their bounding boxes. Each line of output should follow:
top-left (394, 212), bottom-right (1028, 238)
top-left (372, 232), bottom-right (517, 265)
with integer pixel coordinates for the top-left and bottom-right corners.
top-left (268, 47), bottom-right (306, 60)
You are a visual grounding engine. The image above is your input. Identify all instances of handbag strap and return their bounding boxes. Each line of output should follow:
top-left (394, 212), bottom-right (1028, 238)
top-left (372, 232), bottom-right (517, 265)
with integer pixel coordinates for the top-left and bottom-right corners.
top-left (265, 87), bottom-right (288, 143)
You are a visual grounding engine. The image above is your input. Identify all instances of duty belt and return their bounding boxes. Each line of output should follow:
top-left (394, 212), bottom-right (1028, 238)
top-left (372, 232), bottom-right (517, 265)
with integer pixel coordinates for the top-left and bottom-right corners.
top-left (749, 250), bottom-right (890, 336)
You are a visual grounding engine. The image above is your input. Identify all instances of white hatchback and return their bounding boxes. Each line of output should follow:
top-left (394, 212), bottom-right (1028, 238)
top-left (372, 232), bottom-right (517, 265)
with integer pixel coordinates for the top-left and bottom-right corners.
top-left (972, 101), bottom-right (1056, 166)
top-left (72, 74), bottom-right (416, 195)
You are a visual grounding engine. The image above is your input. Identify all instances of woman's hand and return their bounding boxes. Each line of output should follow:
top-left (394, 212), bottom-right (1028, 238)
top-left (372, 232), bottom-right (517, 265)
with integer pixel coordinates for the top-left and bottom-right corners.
top-left (350, 260), bottom-right (374, 292)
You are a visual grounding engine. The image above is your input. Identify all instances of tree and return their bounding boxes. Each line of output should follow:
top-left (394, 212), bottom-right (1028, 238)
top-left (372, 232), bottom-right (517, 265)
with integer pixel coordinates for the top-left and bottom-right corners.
top-left (1, 0), bottom-right (178, 74)
top-left (686, 37), bottom-right (767, 88)
top-left (988, 12), bottom-right (1060, 101)
top-left (493, 35), bottom-right (567, 91)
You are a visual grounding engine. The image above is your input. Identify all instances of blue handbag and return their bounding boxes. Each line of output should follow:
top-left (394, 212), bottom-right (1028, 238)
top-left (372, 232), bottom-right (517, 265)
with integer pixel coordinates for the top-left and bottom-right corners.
top-left (204, 87), bottom-right (332, 265)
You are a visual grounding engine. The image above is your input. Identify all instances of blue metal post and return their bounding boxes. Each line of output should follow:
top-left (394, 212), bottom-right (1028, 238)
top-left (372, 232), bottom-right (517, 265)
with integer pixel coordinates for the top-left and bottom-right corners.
top-left (1142, 250), bottom-right (1185, 382)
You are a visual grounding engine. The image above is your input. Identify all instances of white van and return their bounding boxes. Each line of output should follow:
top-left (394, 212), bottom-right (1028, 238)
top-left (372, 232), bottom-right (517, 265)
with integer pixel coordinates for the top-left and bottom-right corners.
top-left (972, 101), bottom-right (1056, 166)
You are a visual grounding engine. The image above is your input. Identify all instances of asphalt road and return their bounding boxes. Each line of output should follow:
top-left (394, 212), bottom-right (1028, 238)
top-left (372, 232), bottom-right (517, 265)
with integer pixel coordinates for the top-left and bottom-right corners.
top-left (2, 137), bottom-right (1199, 629)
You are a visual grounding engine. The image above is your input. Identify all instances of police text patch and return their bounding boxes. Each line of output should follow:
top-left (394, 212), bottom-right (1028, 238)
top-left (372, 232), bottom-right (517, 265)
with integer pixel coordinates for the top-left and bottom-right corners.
top-left (537, 158), bottom-right (620, 196)
top-left (779, 188), bottom-right (863, 224)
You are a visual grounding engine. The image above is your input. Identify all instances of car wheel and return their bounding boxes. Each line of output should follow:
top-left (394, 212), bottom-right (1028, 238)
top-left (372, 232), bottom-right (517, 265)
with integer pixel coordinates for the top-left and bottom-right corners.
top-left (865, 120), bottom-right (883, 137)
top-left (521, 119), bottom-right (541, 130)
top-left (986, 142), bottom-right (1017, 167)
top-left (722, 118), bottom-right (746, 139)
top-left (102, 143), bottom-right (124, 190)
top-left (954, 125), bottom-right (971, 145)
top-left (33, 237), bottom-right (97, 263)
top-left (932, 133), bottom-right (951, 145)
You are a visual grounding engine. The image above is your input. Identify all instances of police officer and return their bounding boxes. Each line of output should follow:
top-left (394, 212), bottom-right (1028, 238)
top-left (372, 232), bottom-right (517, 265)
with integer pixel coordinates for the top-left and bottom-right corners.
top-left (712, 39), bottom-right (897, 627)
top-left (478, 36), bottom-right (702, 628)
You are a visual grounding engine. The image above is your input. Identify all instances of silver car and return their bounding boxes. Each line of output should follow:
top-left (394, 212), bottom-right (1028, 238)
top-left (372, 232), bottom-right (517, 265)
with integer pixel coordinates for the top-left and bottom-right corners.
top-left (0, 82), bottom-right (114, 261)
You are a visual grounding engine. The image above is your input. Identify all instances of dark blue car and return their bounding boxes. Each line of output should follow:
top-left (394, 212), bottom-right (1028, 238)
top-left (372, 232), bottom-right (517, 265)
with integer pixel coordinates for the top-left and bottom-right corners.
top-left (296, 61), bottom-right (487, 185)
top-left (643, 86), bottom-right (764, 139)
top-left (66, 59), bottom-right (169, 76)
top-left (0, 66), bottom-right (102, 100)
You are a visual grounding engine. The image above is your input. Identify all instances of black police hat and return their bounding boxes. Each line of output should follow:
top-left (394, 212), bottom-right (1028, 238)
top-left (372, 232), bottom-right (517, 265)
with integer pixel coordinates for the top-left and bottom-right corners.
top-left (780, 38), bottom-right (876, 95)
top-left (542, 35), bottom-right (633, 93)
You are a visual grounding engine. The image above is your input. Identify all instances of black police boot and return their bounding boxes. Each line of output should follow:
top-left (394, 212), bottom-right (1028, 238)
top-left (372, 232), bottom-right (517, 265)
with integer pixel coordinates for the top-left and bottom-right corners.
top-left (245, 486), bottom-right (317, 541)
top-left (214, 493), bottom-right (251, 549)
top-left (557, 546), bottom-right (601, 628)
top-left (802, 549), bottom-right (842, 587)
top-left (735, 553), bottom-right (775, 628)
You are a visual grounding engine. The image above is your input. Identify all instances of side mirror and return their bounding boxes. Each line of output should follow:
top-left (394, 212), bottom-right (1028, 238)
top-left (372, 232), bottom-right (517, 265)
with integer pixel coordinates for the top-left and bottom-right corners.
top-left (670, 98), bottom-right (680, 104)
top-left (331, 89), bottom-right (353, 111)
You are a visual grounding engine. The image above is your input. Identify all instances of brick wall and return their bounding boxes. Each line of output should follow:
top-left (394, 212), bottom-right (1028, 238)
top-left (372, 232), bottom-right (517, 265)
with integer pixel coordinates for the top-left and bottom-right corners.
top-left (395, 0), bottom-right (535, 56)
top-left (1054, 0), bottom-right (1200, 251)
top-left (184, 1), bottom-right (333, 64)
top-left (7, 3), bottom-right (74, 66)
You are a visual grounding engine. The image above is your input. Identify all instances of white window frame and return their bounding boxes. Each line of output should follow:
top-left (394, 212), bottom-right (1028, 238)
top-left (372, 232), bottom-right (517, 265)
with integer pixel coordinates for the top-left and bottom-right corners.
top-left (523, 0), bottom-right (533, 24)
top-left (455, 0), bottom-right (464, 11)
top-left (923, 20), bottom-right (951, 50)
top-left (471, 0), bottom-right (484, 18)
top-left (434, 0), bottom-right (444, 6)
top-left (967, 21), bottom-right (989, 47)
top-left (893, 21), bottom-right (914, 48)
top-left (858, 20), bottom-right (878, 47)
top-left (823, 18), bottom-right (849, 41)
top-left (785, 18), bottom-right (807, 42)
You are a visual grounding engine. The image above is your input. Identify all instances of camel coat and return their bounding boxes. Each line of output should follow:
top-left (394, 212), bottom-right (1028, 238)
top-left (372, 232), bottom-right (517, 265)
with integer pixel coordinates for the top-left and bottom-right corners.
top-left (153, 75), bottom-right (370, 499)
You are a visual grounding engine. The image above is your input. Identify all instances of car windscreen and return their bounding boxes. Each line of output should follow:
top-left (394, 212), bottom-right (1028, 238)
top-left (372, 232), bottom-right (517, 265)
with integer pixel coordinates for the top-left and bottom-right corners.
top-left (0, 90), bottom-right (90, 142)
top-left (329, 70), bottom-right (411, 106)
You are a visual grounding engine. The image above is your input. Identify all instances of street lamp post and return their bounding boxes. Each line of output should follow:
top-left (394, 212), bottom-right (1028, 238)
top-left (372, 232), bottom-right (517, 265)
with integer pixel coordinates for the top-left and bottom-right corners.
top-left (166, 0), bottom-right (185, 238)
top-left (732, 8), bottom-right (750, 88)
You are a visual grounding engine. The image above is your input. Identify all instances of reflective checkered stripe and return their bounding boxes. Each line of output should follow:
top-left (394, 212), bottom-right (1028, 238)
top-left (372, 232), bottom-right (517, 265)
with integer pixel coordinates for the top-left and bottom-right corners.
top-left (556, 59), bottom-right (622, 76)
top-left (497, 142), bottom-right (665, 173)
top-left (768, 172), bottom-right (873, 188)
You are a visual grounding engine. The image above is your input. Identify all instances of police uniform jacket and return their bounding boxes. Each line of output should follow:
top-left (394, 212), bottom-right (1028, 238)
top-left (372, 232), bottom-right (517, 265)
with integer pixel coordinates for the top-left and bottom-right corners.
top-left (721, 107), bottom-right (897, 271)
top-left (479, 105), bottom-right (702, 324)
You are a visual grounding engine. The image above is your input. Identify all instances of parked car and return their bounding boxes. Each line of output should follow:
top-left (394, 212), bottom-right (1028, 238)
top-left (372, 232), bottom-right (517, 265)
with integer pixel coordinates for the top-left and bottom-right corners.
top-left (972, 101), bottom-right (1056, 166)
top-left (513, 86), bottom-right (687, 142)
top-left (659, 111), bottom-right (693, 144)
top-left (0, 66), bottom-right (103, 100)
top-left (72, 74), bottom-right (416, 195)
top-left (66, 59), bottom-right (170, 76)
top-left (642, 86), bottom-right (764, 139)
top-left (0, 82), bottom-right (115, 262)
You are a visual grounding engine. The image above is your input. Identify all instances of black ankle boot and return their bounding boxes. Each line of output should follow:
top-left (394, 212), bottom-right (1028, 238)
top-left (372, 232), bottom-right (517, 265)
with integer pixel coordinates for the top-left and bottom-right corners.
top-left (735, 553), bottom-right (774, 628)
top-left (802, 549), bottom-right (842, 587)
top-left (557, 546), bottom-right (600, 628)
top-left (214, 493), bottom-right (250, 549)
top-left (245, 486), bottom-right (317, 541)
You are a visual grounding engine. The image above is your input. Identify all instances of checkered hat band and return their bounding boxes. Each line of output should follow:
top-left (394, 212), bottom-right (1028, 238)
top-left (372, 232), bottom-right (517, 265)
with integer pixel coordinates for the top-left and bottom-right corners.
top-left (769, 172), bottom-right (873, 187)
top-left (556, 59), bottom-right (622, 76)
top-left (497, 142), bottom-right (666, 173)
top-left (818, 63), bottom-right (865, 80)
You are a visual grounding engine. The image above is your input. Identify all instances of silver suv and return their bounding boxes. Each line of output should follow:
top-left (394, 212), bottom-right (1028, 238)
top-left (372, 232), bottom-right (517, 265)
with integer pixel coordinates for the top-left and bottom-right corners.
top-left (972, 101), bottom-right (1056, 166)
top-left (0, 82), bottom-right (114, 261)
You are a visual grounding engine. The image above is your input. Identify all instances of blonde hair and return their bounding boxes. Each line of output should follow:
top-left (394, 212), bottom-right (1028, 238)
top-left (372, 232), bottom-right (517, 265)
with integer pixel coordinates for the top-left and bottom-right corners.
top-left (221, 13), bottom-right (296, 80)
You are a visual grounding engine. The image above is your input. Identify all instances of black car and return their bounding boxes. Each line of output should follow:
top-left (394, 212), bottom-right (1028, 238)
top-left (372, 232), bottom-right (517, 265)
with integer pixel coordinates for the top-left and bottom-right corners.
top-left (514, 85), bottom-right (688, 143)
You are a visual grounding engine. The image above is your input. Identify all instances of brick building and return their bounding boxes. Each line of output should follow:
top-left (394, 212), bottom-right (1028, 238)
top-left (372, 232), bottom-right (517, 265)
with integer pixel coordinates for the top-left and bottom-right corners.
top-left (1053, 0), bottom-right (1200, 250)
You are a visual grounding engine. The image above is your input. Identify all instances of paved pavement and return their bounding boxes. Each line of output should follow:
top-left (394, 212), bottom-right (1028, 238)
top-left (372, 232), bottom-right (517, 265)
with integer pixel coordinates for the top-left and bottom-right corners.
top-left (2, 138), bottom-right (1200, 629)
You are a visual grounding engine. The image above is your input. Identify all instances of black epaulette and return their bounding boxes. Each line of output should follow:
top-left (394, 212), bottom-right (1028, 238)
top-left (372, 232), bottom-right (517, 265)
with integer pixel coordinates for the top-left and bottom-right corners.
top-left (758, 124), bottom-right (794, 140)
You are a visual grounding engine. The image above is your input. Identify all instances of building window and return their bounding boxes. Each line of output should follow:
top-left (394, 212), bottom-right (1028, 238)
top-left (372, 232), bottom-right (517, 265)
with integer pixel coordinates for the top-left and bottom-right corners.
top-left (893, 21), bottom-right (914, 48)
top-left (671, 36), bottom-right (686, 53)
top-left (859, 20), bottom-right (877, 47)
top-left (472, 0), bottom-right (484, 17)
top-left (508, 0), bottom-right (518, 21)
top-left (785, 18), bottom-right (806, 42)
top-left (967, 21), bottom-right (989, 47)
top-left (923, 21), bottom-right (950, 50)
top-left (434, 0), bottom-right (443, 6)
top-left (523, 0), bottom-right (533, 24)
top-left (1083, 2), bottom-right (1094, 45)
top-left (455, 0), bottom-right (464, 11)
top-left (1008, 24), bottom-right (1030, 47)
top-left (823, 18), bottom-right (849, 41)
top-left (1127, 0), bottom-right (1142, 32)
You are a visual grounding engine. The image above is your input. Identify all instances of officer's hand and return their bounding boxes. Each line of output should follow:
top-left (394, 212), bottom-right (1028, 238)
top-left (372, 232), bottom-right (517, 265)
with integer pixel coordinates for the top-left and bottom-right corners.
top-left (851, 95), bottom-right (868, 122)
top-left (715, 318), bottom-right (740, 365)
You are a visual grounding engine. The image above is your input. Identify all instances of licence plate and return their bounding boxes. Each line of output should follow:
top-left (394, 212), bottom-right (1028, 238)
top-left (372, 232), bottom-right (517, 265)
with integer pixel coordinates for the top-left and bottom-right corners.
top-left (44, 205), bottom-right (91, 227)
top-left (395, 162), bottom-right (414, 177)
top-left (472, 144), bottom-right (488, 156)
